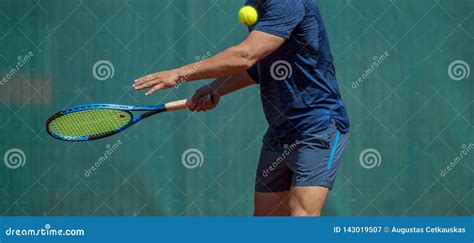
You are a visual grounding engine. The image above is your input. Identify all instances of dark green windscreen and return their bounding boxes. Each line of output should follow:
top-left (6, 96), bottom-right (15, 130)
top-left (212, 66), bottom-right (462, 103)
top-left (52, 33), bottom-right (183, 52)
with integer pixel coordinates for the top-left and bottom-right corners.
top-left (0, 0), bottom-right (472, 216)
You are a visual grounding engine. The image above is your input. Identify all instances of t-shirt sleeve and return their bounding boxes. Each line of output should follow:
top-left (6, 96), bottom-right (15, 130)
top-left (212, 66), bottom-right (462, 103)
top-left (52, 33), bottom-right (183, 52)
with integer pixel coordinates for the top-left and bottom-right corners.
top-left (246, 64), bottom-right (260, 84)
top-left (251, 0), bottom-right (305, 40)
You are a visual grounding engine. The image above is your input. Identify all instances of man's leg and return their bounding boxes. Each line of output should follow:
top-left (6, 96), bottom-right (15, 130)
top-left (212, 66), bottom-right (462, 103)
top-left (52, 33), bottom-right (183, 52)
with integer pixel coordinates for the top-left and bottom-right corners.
top-left (288, 186), bottom-right (329, 216)
top-left (254, 191), bottom-right (290, 216)
top-left (286, 124), bottom-right (349, 216)
top-left (254, 135), bottom-right (293, 216)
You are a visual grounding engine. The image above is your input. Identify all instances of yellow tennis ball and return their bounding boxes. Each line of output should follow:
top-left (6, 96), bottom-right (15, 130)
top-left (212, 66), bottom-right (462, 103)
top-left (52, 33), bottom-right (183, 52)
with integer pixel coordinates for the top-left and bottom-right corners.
top-left (239, 6), bottom-right (258, 26)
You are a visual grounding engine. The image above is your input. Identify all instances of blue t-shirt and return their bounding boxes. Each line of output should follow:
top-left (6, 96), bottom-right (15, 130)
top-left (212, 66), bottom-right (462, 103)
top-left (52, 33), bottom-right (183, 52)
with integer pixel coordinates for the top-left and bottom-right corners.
top-left (245, 0), bottom-right (350, 143)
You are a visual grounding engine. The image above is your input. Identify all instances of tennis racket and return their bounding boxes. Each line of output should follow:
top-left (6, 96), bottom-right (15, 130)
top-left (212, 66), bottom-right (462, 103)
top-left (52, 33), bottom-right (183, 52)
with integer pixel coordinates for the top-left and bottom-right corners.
top-left (46, 99), bottom-right (190, 142)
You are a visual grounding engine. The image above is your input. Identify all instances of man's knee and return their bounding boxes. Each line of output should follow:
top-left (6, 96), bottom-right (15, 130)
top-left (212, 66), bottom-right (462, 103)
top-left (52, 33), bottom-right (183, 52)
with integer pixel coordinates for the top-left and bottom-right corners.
top-left (289, 206), bottom-right (321, 216)
top-left (288, 186), bottom-right (329, 216)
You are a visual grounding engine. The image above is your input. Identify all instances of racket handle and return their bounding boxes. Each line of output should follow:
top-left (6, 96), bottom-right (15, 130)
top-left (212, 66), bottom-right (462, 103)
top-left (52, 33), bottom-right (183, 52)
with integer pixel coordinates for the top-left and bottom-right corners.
top-left (164, 99), bottom-right (189, 111)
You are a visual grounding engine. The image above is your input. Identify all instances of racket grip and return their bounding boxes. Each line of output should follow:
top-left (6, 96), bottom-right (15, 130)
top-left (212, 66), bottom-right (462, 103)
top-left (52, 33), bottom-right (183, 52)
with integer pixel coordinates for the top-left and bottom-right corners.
top-left (164, 99), bottom-right (189, 111)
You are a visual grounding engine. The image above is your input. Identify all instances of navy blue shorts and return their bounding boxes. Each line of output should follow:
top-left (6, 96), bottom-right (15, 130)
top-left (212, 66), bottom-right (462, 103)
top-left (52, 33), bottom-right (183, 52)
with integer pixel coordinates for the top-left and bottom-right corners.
top-left (255, 120), bottom-right (349, 192)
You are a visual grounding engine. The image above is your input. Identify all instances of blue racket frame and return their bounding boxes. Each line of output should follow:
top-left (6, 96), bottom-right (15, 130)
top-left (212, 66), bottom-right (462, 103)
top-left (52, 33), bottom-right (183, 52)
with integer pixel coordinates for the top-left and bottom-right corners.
top-left (46, 103), bottom-right (166, 142)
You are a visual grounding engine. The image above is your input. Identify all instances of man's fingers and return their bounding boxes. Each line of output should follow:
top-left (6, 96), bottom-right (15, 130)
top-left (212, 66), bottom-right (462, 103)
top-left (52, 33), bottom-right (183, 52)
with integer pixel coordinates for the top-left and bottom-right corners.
top-left (190, 90), bottom-right (205, 111)
top-left (133, 73), bottom-right (162, 90)
top-left (189, 88), bottom-right (220, 112)
top-left (145, 83), bottom-right (165, 96)
top-left (195, 98), bottom-right (204, 112)
top-left (191, 98), bottom-right (206, 112)
top-left (188, 102), bottom-right (197, 111)
top-left (205, 102), bottom-right (212, 110)
top-left (134, 79), bottom-right (158, 90)
top-left (191, 88), bottom-right (205, 105)
top-left (195, 104), bottom-right (202, 112)
top-left (134, 73), bottom-right (156, 85)
top-left (188, 97), bottom-right (199, 111)
top-left (203, 95), bottom-right (213, 110)
top-left (196, 96), bottom-right (208, 112)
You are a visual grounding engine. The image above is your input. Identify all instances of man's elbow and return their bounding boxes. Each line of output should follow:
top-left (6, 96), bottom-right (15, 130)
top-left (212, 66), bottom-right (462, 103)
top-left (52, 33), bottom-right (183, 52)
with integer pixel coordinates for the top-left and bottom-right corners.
top-left (228, 46), bottom-right (258, 70)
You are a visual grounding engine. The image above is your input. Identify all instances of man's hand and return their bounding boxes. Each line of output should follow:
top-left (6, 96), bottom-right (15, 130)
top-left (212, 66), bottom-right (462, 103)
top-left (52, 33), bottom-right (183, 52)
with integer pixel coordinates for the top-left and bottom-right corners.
top-left (189, 85), bottom-right (221, 112)
top-left (133, 70), bottom-right (181, 96)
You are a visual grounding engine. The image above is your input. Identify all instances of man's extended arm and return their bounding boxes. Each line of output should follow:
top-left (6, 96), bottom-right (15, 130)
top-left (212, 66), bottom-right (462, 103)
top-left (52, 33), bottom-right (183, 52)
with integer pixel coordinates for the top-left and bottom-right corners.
top-left (133, 30), bottom-right (284, 96)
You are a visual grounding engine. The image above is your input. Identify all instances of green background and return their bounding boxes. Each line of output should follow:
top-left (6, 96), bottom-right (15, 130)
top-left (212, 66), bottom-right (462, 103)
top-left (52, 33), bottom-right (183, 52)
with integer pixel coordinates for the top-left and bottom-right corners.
top-left (0, 0), bottom-right (473, 216)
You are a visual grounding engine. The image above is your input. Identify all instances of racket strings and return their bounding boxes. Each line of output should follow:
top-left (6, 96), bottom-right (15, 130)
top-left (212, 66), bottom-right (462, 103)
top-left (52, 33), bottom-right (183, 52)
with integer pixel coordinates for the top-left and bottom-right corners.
top-left (48, 109), bottom-right (132, 138)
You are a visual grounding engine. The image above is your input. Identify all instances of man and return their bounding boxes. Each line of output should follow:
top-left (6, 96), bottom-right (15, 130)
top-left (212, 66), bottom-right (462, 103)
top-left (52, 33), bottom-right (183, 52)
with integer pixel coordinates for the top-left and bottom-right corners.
top-left (133, 0), bottom-right (350, 216)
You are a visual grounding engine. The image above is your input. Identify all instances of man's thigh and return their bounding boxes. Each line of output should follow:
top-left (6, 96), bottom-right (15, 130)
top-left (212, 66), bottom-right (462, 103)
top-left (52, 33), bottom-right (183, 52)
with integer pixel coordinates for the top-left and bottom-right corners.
top-left (289, 186), bottom-right (329, 216)
top-left (254, 122), bottom-right (349, 216)
top-left (254, 191), bottom-right (290, 216)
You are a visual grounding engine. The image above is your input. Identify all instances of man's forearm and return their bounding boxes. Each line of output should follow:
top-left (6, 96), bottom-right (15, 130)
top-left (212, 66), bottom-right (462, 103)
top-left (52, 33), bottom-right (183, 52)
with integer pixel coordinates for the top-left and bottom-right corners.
top-left (210, 72), bottom-right (256, 96)
top-left (176, 45), bottom-right (256, 82)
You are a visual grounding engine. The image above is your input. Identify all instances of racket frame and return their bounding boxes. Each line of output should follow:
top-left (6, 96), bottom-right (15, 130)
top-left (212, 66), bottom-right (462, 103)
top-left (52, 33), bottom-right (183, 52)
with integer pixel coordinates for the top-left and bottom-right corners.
top-left (45, 103), bottom-right (166, 142)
